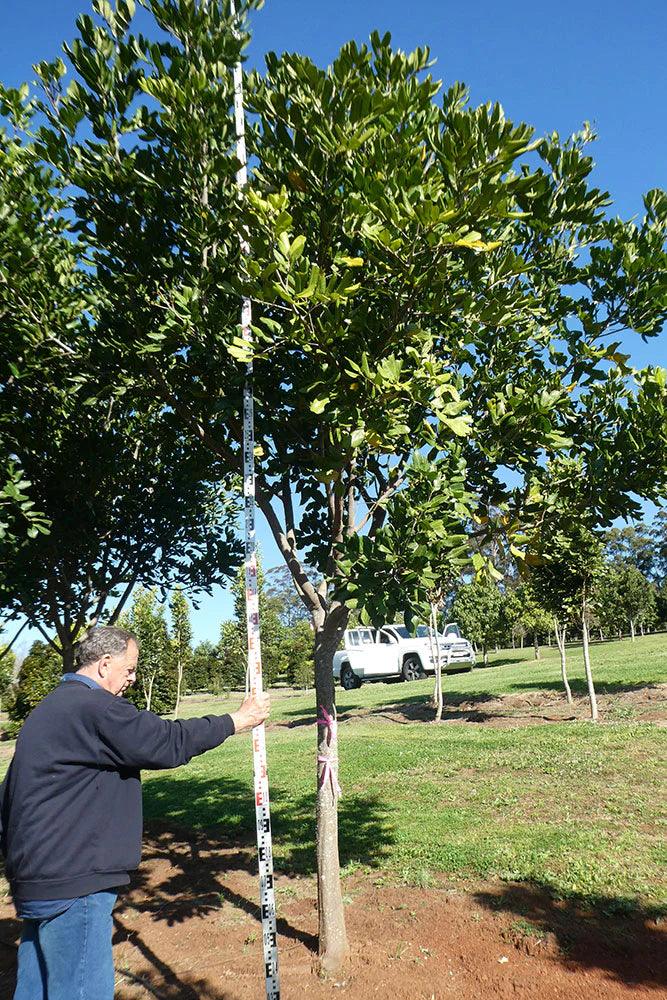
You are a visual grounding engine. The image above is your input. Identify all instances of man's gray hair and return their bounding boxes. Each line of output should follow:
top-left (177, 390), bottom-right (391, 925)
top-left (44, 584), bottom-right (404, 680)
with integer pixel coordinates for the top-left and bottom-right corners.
top-left (74, 626), bottom-right (138, 669)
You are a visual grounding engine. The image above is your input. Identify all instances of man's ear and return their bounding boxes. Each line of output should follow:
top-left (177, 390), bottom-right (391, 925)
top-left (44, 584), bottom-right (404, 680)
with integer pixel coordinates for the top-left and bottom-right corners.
top-left (98, 655), bottom-right (111, 678)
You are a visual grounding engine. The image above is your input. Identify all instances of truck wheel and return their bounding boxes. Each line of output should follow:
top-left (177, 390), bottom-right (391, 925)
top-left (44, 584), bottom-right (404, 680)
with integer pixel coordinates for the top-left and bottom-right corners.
top-left (340, 664), bottom-right (361, 690)
top-left (401, 656), bottom-right (422, 682)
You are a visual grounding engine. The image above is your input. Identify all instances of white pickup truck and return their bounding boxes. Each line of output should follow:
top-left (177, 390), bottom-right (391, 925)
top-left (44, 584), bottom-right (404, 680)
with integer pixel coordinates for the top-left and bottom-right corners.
top-left (333, 623), bottom-right (476, 690)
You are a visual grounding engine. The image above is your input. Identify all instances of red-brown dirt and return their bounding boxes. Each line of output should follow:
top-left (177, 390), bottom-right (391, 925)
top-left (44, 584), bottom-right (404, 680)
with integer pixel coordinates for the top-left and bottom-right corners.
top-left (0, 822), bottom-right (664, 1000)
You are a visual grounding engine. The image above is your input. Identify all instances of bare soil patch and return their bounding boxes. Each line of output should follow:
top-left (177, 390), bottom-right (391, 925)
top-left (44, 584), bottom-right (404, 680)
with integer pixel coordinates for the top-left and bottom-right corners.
top-left (299, 683), bottom-right (667, 728)
top-left (0, 823), bottom-right (664, 1000)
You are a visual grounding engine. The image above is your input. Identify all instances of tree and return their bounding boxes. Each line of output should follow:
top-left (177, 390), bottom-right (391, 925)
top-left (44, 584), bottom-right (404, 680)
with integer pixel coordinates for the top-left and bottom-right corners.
top-left (600, 565), bottom-right (657, 640)
top-left (604, 524), bottom-right (655, 578)
top-left (0, 363), bottom-right (241, 671)
top-left (5, 641), bottom-right (62, 736)
top-left (187, 640), bottom-right (218, 692)
top-left (22, 5), bottom-right (667, 971)
top-left (450, 580), bottom-right (503, 665)
top-left (265, 565), bottom-right (312, 628)
top-left (169, 588), bottom-right (193, 718)
top-left (651, 511), bottom-right (667, 584)
top-left (121, 588), bottom-right (173, 714)
top-left (284, 619), bottom-right (315, 689)
top-left (656, 580), bottom-right (667, 627)
top-left (0, 645), bottom-right (16, 710)
top-left (337, 453), bottom-right (473, 720)
top-left (510, 582), bottom-right (552, 660)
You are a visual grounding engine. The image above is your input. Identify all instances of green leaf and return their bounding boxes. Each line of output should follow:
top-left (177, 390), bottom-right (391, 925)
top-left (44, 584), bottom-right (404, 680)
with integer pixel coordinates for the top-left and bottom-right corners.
top-left (310, 396), bottom-right (330, 414)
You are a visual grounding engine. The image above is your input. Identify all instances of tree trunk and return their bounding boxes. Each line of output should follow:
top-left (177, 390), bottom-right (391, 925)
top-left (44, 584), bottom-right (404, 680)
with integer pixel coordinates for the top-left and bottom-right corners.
top-left (553, 619), bottom-right (572, 704)
top-left (145, 674), bottom-right (155, 713)
top-left (313, 607), bottom-right (350, 976)
top-left (431, 604), bottom-right (443, 723)
top-left (630, 619), bottom-right (636, 641)
top-left (581, 592), bottom-right (598, 722)
top-left (174, 656), bottom-right (183, 719)
top-left (520, 634), bottom-right (524, 649)
top-left (533, 634), bottom-right (540, 660)
top-left (483, 643), bottom-right (489, 666)
top-left (640, 622), bottom-right (645, 637)
top-left (61, 640), bottom-right (75, 673)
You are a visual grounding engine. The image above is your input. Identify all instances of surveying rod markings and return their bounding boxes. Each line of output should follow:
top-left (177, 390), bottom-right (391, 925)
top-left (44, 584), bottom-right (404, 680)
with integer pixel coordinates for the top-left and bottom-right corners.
top-left (232, 5), bottom-right (280, 996)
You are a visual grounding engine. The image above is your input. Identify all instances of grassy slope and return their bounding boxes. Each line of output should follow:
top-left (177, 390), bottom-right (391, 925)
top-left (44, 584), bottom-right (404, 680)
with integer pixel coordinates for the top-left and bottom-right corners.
top-left (2, 635), bottom-right (665, 911)
top-left (176, 632), bottom-right (667, 724)
top-left (142, 635), bottom-right (667, 913)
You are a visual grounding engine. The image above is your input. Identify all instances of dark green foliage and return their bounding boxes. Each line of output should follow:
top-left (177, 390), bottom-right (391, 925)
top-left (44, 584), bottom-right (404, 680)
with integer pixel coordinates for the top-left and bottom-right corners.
top-left (450, 580), bottom-right (503, 659)
top-left (6, 641), bottom-right (62, 735)
top-left (187, 640), bottom-right (219, 692)
top-left (121, 589), bottom-right (176, 715)
top-left (285, 620), bottom-right (315, 689)
top-left (0, 646), bottom-right (15, 708)
top-left (598, 565), bottom-right (657, 636)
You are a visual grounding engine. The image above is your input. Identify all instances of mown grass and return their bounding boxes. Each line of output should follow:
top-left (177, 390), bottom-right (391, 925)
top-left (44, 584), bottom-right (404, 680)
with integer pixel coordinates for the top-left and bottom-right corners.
top-left (177, 632), bottom-right (667, 725)
top-left (139, 714), bottom-right (666, 913)
top-left (2, 634), bottom-right (665, 913)
top-left (141, 634), bottom-right (667, 914)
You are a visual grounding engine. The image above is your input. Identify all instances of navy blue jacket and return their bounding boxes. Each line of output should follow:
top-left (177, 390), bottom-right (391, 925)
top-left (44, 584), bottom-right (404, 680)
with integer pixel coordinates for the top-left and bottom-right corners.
top-left (0, 680), bottom-right (235, 900)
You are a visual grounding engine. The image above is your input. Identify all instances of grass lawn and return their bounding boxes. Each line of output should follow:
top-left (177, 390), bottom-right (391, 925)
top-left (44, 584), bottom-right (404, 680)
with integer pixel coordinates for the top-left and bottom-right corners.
top-left (176, 631), bottom-right (667, 725)
top-left (2, 634), bottom-right (665, 913)
top-left (141, 634), bottom-right (667, 914)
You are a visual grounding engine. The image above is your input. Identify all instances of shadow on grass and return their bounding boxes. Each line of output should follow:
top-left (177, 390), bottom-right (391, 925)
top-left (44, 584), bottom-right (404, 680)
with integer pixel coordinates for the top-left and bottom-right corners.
top-left (473, 882), bottom-right (667, 990)
top-left (0, 776), bottom-right (394, 999)
top-left (276, 689), bottom-right (500, 728)
top-left (508, 680), bottom-right (664, 697)
top-left (141, 774), bottom-right (395, 879)
top-left (107, 775), bottom-right (395, 995)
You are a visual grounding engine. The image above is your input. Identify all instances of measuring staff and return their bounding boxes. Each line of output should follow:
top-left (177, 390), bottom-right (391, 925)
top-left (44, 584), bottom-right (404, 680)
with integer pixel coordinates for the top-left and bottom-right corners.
top-left (231, 2), bottom-right (282, 996)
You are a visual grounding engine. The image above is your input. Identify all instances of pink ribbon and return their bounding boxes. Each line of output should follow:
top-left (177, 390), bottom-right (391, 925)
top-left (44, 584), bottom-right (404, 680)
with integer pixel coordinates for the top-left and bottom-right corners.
top-left (317, 706), bottom-right (342, 798)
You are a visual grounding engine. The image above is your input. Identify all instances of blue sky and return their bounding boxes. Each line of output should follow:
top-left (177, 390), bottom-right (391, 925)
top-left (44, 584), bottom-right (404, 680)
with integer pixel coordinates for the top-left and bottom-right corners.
top-left (2, 0), bottom-right (665, 646)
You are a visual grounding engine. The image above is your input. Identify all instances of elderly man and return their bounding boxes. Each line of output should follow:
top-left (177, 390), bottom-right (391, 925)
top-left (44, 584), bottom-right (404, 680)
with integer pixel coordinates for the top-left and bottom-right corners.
top-left (0, 625), bottom-right (269, 1000)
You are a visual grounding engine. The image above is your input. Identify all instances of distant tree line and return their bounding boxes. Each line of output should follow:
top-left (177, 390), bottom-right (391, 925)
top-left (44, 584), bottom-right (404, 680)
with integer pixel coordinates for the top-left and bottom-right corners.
top-left (449, 512), bottom-right (667, 655)
top-left (3, 558), bottom-right (314, 735)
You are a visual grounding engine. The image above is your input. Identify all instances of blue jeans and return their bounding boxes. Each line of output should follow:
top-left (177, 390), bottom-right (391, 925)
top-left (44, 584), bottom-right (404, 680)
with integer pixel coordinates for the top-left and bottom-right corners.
top-left (14, 891), bottom-right (116, 1000)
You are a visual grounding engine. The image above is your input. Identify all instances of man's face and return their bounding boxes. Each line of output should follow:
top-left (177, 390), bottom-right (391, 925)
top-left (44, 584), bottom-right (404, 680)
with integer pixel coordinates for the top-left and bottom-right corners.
top-left (99, 640), bottom-right (139, 696)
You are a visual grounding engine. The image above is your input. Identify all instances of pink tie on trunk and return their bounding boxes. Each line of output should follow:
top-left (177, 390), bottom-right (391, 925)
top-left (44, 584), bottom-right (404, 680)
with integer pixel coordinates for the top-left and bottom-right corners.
top-left (317, 705), bottom-right (342, 798)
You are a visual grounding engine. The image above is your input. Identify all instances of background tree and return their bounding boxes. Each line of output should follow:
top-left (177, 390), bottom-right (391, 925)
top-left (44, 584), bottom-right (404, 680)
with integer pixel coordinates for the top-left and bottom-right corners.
top-left (337, 454), bottom-right (473, 720)
top-left (604, 524), bottom-right (655, 578)
top-left (265, 565), bottom-right (312, 628)
top-left (5, 640), bottom-right (62, 736)
top-left (169, 588), bottom-right (193, 718)
top-left (651, 511), bottom-right (667, 584)
top-left (602, 565), bottom-right (657, 640)
top-left (187, 639), bottom-right (219, 693)
top-left (284, 619), bottom-right (315, 689)
top-left (217, 618), bottom-right (246, 691)
top-left (223, 555), bottom-right (286, 688)
top-left (450, 580), bottom-right (503, 665)
top-left (0, 645), bottom-right (16, 710)
top-left (121, 588), bottom-right (174, 714)
top-left (512, 582), bottom-right (552, 659)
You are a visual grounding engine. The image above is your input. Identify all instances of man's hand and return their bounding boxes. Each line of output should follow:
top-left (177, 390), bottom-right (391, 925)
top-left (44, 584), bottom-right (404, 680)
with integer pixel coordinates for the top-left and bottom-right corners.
top-left (230, 692), bottom-right (271, 734)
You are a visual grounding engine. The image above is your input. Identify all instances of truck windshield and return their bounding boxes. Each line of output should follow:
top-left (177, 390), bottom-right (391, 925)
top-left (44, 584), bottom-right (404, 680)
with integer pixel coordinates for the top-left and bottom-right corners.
top-left (392, 626), bottom-right (410, 639)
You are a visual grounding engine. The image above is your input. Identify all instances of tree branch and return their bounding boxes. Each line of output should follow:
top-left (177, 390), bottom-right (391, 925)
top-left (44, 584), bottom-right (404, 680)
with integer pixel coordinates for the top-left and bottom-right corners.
top-left (255, 478), bottom-right (325, 615)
